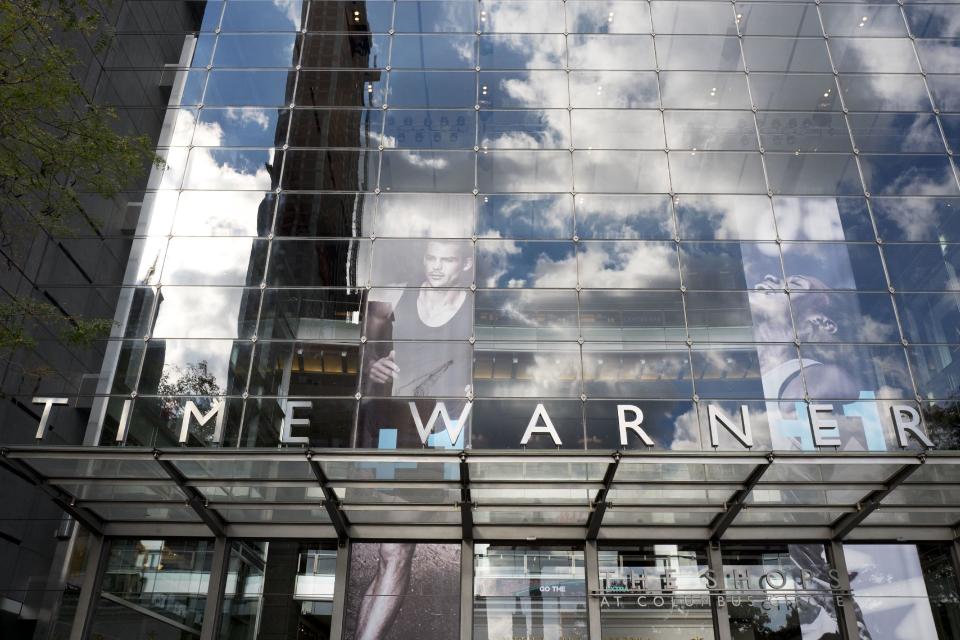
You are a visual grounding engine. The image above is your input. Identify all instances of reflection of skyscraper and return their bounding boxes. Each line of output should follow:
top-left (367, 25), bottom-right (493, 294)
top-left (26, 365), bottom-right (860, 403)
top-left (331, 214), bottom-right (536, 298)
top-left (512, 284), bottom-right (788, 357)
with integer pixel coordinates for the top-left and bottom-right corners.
top-left (240, 3), bottom-right (379, 446)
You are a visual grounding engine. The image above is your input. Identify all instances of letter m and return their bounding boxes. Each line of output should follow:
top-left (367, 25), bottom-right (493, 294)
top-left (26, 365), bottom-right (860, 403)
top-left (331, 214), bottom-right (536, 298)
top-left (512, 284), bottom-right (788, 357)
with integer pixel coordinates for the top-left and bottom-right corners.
top-left (180, 399), bottom-right (226, 444)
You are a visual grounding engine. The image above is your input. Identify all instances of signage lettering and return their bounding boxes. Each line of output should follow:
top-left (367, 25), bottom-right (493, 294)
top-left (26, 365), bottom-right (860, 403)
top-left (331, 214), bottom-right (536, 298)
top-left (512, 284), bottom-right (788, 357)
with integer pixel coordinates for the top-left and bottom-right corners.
top-left (180, 399), bottom-right (225, 444)
top-left (520, 403), bottom-right (563, 446)
top-left (617, 405), bottom-right (654, 447)
top-left (33, 397), bottom-right (938, 449)
top-left (708, 404), bottom-right (753, 448)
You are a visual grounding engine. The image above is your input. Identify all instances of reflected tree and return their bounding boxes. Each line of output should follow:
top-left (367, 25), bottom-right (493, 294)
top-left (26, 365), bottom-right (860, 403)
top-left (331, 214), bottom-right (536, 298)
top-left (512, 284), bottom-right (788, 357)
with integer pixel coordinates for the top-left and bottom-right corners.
top-left (157, 361), bottom-right (222, 442)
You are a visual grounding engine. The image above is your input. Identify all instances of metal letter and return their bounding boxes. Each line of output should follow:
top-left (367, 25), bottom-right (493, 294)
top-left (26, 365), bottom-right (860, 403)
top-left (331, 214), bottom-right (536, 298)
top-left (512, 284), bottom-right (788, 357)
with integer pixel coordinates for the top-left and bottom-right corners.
top-left (617, 404), bottom-right (654, 446)
top-left (282, 400), bottom-right (313, 444)
top-left (521, 403), bottom-right (562, 446)
top-left (32, 397), bottom-right (68, 440)
top-left (708, 404), bottom-right (753, 448)
top-left (180, 399), bottom-right (225, 444)
top-left (890, 404), bottom-right (933, 449)
top-left (115, 399), bottom-right (133, 443)
top-left (408, 401), bottom-right (472, 445)
top-left (809, 404), bottom-right (841, 447)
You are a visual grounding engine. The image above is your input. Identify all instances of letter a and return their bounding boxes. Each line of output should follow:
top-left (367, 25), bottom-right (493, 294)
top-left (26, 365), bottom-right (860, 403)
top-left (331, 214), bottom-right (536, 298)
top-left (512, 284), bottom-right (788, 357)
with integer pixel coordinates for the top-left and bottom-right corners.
top-left (521, 403), bottom-right (562, 446)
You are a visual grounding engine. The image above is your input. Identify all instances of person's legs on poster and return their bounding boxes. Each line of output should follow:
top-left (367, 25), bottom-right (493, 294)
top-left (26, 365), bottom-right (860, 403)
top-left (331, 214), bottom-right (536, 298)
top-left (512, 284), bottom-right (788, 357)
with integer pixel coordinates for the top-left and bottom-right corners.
top-left (356, 543), bottom-right (416, 640)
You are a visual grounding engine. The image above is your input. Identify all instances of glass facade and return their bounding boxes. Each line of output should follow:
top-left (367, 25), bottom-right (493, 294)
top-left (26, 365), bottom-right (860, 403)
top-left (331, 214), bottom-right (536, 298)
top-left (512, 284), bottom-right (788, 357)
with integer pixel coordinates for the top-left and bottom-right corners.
top-left (7, 0), bottom-right (960, 639)
top-left (55, 0), bottom-right (957, 455)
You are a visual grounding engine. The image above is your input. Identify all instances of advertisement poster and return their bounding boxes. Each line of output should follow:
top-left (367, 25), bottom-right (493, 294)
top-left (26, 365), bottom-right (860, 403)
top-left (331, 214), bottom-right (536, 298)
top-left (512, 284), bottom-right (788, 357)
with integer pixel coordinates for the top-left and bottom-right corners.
top-left (342, 542), bottom-right (461, 640)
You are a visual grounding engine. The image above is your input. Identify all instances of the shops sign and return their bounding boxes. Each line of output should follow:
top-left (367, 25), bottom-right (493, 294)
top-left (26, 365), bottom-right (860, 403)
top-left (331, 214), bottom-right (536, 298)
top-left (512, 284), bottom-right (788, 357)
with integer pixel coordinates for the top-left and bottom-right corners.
top-left (30, 396), bottom-right (934, 449)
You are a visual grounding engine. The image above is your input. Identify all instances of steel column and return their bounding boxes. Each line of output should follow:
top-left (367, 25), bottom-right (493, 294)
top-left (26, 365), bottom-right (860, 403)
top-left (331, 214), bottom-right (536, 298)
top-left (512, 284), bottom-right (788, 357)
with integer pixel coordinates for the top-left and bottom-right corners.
top-left (460, 539), bottom-right (474, 640)
top-left (826, 541), bottom-right (861, 640)
top-left (329, 541), bottom-right (351, 640)
top-left (706, 543), bottom-right (732, 640)
top-left (69, 534), bottom-right (109, 640)
top-left (585, 540), bottom-right (602, 640)
top-left (200, 538), bottom-right (230, 640)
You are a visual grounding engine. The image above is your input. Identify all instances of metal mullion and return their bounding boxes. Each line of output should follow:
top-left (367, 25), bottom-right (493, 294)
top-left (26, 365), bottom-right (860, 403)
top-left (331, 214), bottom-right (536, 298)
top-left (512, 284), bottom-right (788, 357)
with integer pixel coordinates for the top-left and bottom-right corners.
top-left (585, 539), bottom-right (602, 640)
top-left (329, 542), bottom-right (351, 640)
top-left (199, 537), bottom-right (230, 640)
top-left (707, 543), bottom-right (732, 640)
top-left (460, 452), bottom-right (474, 540)
top-left (68, 535), bottom-right (109, 640)
top-left (460, 540), bottom-right (474, 640)
top-left (826, 540), bottom-right (861, 640)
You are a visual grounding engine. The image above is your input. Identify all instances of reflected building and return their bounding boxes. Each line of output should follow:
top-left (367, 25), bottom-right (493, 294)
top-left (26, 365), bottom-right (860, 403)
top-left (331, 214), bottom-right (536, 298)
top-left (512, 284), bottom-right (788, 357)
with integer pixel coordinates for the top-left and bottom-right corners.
top-left (6, 0), bottom-right (960, 639)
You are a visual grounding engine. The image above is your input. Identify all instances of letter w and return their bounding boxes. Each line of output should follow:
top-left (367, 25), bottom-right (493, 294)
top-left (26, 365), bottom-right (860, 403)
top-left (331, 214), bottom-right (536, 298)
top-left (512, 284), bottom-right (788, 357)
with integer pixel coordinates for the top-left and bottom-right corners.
top-left (408, 402), bottom-right (472, 446)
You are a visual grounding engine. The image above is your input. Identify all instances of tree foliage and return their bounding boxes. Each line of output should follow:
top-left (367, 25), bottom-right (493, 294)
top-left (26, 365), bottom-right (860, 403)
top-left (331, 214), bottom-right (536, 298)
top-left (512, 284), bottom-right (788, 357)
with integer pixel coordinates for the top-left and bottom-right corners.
top-left (0, 0), bottom-right (160, 365)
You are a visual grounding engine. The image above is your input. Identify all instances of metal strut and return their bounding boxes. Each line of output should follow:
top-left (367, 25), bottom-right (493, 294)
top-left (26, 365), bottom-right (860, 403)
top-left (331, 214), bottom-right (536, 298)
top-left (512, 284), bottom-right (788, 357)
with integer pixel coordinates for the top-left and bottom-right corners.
top-left (586, 452), bottom-right (621, 540)
top-left (307, 451), bottom-right (351, 544)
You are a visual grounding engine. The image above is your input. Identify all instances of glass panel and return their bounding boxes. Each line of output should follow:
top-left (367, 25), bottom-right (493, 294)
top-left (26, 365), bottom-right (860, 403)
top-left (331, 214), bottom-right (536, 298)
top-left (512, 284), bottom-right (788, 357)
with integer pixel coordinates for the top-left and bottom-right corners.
top-left (665, 110), bottom-right (759, 151)
top-left (391, 34), bottom-right (476, 70)
top-left (598, 544), bottom-right (715, 640)
top-left (660, 72), bottom-right (751, 110)
top-left (572, 109), bottom-right (663, 149)
top-left (479, 109), bottom-right (570, 149)
top-left (652, 1), bottom-right (735, 35)
top-left (742, 37), bottom-right (832, 73)
top-left (569, 71), bottom-right (660, 108)
top-left (566, 1), bottom-right (653, 34)
top-left (474, 546), bottom-right (588, 640)
top-left (675, 195), bottom-right (777, 240)
top-left (394, 1), bottom-right (477, 33)
top-left (89, 539), bottom-right (213, 639)
top-left (579, 290), bottom-right (685, 341)
top-left (757, 111), bottom-right (852, 153)
top-left (220, 1), bottom-right (304, 31)
top-left (477, 194), bottom-right (574, 239)
top-left (579, 241), bottom-right (681, 289)
top-left (473, 343), bottom-right (581, 398)
top-left (723, 544), bottom-right (842, 640)
top-left (476, 240), bottom-right (578, 288)
top-left (575, 194), bottom-right (674, 240)
top-left (479, 34), bottom-right (565, 70)
top-left (474, 289), bottom-right (579, 340)
top-left (845, 544), bottom-right (960, 640)
top-left (220, 541), bottom-right (338, 640)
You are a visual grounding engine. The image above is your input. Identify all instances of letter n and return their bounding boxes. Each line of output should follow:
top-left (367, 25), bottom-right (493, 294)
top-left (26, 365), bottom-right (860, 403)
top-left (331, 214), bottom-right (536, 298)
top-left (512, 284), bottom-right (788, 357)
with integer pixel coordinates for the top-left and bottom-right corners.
top-left (708, 404), bottom-right (753, 448)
